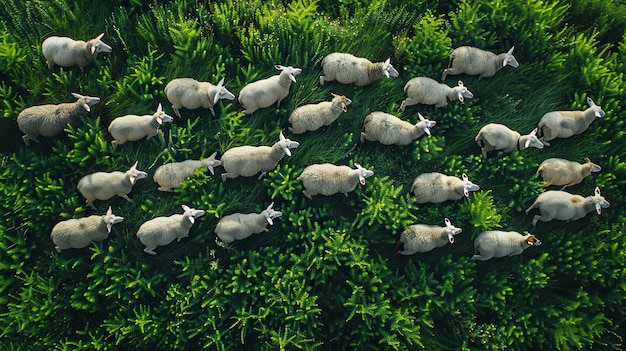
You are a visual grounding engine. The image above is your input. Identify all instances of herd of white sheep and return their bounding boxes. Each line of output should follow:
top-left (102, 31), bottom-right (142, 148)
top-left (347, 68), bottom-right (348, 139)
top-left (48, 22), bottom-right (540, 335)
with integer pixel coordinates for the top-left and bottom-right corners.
top-left (23, 33), bottom-right (610, 259)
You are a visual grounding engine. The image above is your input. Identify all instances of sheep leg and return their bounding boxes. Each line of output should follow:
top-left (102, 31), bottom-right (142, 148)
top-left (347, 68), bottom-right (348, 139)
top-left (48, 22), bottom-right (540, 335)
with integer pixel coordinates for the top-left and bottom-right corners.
top-left (257, 171), bottom-right (267, 180)
top-left (54, 246), bottom-right (63, 253)
top-left (120, 194), bottom-right (133, 203)
top-left (143, 247), bottom-right (157, 255)
top-left (441, 67), bottom-right (458, 81)
top-left (172, 107), bottom-right (182, 118)
top-left (398, 99), bottom-right (413, 113)
top-left (319, 75), bottom-right (326, 85)
top-left (532, 208), bottom-right (555, 226)
top-left (359, 132), bottom-right (367, 143)
top-left (470, 253), bottom-right (490, 261)
top-left (86, 200), bottom-right (97, 211)
top-left (276, 100), bottom-right (282, 109)
top-left (157, 186), bottom-right (174, 192)
top-left (22, 134), bottom-right (39, 146)
top-left (302, 190), bottom-right (312, 200)
top-left (221, 173), bottom-right (228, 182)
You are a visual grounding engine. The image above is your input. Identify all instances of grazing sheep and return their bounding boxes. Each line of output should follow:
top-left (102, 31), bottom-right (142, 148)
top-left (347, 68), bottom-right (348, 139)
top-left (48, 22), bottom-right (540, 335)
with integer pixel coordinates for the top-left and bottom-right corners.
top-left (153, 152), bottom-right (222, 192)
top-left (136, 205), bottom-right (205, 255)
top-left (537, 157), bottom-right (601, 190)
top-left (411, 172), bottom-right (480, 204)
top-left (42, 33), bottom-right (112, 69)
top-left (360, 111), bottom-right (436, 145)
top-left (537, 97), bottom-right (605, 146)
top-left (395, 218), bottom-right (462, 255)
top-left (215, 203), bottom-right (283, 244)
top-left (399, 78), bottom-right (473, 111)
top-left (108, 103), bottom-right (174, 148)
top-left (319, 53), bottom-right (399, 86)
top-left (475, 123), bottom-right (544, 158)
top-left (220, 132), bottom-right (299, 181)
top-left (77, 161), bottom-right (148, 210)
top-left (238, 65), bottom-right (302, 114)
top-left (525, 187), bottom-right (610, 226)
top-left (17, 93), bottom-right (101, 146)
top-left (442, 46), bottom-right (519, 81)
top-left (471, 230), bottom-right (541, 261)
top-left (288, 93), bottom-right (352, 134)
top-left (164, 77), bottom-right (235, 118)
top-left (299, 163), bottom-right (374, 199)
top-left (50, 206), bottom-right (124, 253)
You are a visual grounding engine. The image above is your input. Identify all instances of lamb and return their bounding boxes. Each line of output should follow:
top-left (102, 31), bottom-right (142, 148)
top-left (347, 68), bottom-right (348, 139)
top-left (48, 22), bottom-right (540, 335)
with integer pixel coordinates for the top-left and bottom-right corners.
top-left (536, 157), bottom-right (601, 190)
top-left (442, 46), bottom-right (519, 81)
top-left (475, 123), bottom-right (544, 158)
top-left (17, 93), bottom-right (101, 146)
top-left (319, 53), bottom-right (399, 86)
top-left (50, 206), bottom-right (124, 253)
top-left (395, 218), bottom-right (462, 255)
top-left (41, 33), bottom-right (112, 70)
top-left (108, 103), bottom-right (174, 148)
top-left (238, 65), bottom-right (302, 114)
top-left (153, 152), bottom-right (222, 191)
top-left (220, 132), bottom-right (299, 181)
top-left (536, 97), bottom-right (605, 146)
top-left (360, 111), bottom-right (436, 145)
top-left (164, 77), bottom-right (235, 118)
top-left (411, 172), bottom-right (479, 204)
top-left (136, 205), bottom-right (205, 255)
top-left (299, 163), bottom-right (374, 199)
top-left (214, 202), bottom-right (283, 244)
top-left (288, 93), bottom-right (352, 134)
top-left (471, 230), bottom-right (542, 261)
top-left (398, 78), bottom-right (473, 111)
top-left (77, 161), bottom-right (148, 210)
top-left (525, 187), bottom-right (610, 226)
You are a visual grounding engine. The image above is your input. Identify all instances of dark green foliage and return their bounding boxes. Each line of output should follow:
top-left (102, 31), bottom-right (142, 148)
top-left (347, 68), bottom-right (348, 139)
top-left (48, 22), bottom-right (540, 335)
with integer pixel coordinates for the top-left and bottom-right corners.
top-left (0, 0), bottom-right (625, 350)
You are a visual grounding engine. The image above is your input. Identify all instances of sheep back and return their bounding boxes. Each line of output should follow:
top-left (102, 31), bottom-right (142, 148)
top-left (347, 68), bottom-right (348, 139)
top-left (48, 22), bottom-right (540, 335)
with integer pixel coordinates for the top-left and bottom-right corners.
top-left (136, 214), bottom-right (192, 248)
top-left (397, 224), bottom-right (448, 255)
top-left (475, 123), bottom-right (520, 153)
top-left (299, 163), bottom-right (359, 197)
top-left (215, 212), bottom-right (266, 244)
top-left (525, 188), bottom-right (609, 225)
top-left (361, 111), bottom-right (425, 145)
top-left (471, 230), bottom-right (540, 261)
top-left (238, 65), bottom-right (301, 114)
top-left (400, 77), bottom-right (472, 110)
top-left (51, 216), bottom-right (108, 251)
top-left (320, 53), bottom-right (394, 86)
top-left (77, 171), bottom-right (130, 202)
top-left (41, 34), bottom-right (111, 69)
top-left (288, 94), bottom-right (350, 134)
top-left (537, 158), bottom-right (600, 188)
top-left (221, 145), bottom-right (277, 179)
top-left (411, 172), bottom-right (465, 204)
top-left (442, 46), bottom-right (518, 80)
top-left (153, 154), bottom-right (221, 191)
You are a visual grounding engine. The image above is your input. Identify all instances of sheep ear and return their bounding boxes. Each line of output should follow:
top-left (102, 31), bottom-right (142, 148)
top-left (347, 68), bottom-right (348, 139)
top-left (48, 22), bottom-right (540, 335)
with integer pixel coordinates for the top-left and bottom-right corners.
top-left (83, 103), bottom-right (91, 112)
top-left (424, 127), bottom-right (431, 136)
top-left (157, 103), bottom-right (163, 113)
top-left (217, 77), bottom-right (225, 87)
top-left (530, 128), bottom-right (538, 136)
top-left (458, 80), bottom-right (464, 87)
top-left (448, 233), bottom-right (455, 244)
top-left (279, 131), bottom-right (285, 141)
top-left (586, 96), bottom-right (595, 107)
top-left (359, 175), bottom-right (366, 185)
top-left (418, 113), bottom-right (425, 122)
top-left (182, 205), bottom-right (190, 212)
top-left (188, 216), bottom-right (195, 224)
top-left (507, 46), bottom-right (515, 55)
top-left (385, 58), bottom-right (391, 65)
top-left (445, 218), bottom-right (451, 227)
top-left (266, 216), bottom-right (274, 226)
top-left (106, 223), bottom-right (112, 233)
top-left (331, 93), bottom-right (339, 98)
top-left (71, 92), bottom-right (84, 99)
top-left (131, 161), bottom-right (139, 170)
top-left (267, 202), bottom-right (274, 211)
top-left (275, 65), bottom-right (284, 71)
top-left (525, 139), bottom-right (531, 148)
top-left (595, 187), bottom-right (601, 196)
top-left (95, 33), bottom-right (105, 41)
top-left (462, 173), bottom-right (468, 181)
top-left (355, 163), bottom-right (362, 169)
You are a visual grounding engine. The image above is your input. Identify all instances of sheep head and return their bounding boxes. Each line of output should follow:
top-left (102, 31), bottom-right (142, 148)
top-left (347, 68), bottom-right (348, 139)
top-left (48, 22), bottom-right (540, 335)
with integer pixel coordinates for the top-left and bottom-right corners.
top-left (275, 65), bottom-right (302, 82)
top-left (203, 152), bottom-right (222, 175)
top-left (382, 58), bottom-right (400, 78)
top-left (354, 163), bottom-right (374, 185)
top-left (71, 93), bottom-right (101, 112)
top-left (586, 96), bottom-right (605, 118)
top-left (523, 128), bottom-right (544, 149)
top-left (503, 46), bottom-right (519, 68)
top-left (89, 33), bottom-right (112, 55)
top-left (263, 202), bottom-right (283, 225)
top-left (214, 77), bottom-right (236, 104)
top-left (182, 205), bottom-right (206, 224)
top-left (455, 81), bottom-right (474, 103)
top-left (331, 93), bottom-right (352, 112)
top-left (583, 157), bottom-right (602, 174)
top-left (461, 173), bottom-right (480, 197)
top-left (417, 113), bottom-right (436, 136)
top-left (278, 132), bottom-right (300, 156)
top-left (104, 206), bottom-right (124, 233)
top-left (444, 218), bottom-right (462, 244)
top-left (524, 231), bottom-right (542, 246)
top-left (592, 187), bottom-right (610, 215)
top-left (154, 103), bottom-right (174, 124)
top-left (128, 161), bottom-right (148, 185)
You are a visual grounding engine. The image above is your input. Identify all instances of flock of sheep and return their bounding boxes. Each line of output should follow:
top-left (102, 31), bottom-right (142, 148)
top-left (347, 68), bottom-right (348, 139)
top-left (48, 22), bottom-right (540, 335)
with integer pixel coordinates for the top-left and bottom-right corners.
top-left (20, 33), bottom-right (610, 260)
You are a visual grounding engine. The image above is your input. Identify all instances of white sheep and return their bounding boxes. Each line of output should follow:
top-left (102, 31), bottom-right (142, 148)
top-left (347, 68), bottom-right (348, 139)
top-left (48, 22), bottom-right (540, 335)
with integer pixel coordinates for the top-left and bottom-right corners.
top-left (108, 103), bottom-right (174, 148)
top-left (164, 77), bottom-right (235, 118)
top-left (411, 172), bottom-right (480, 204)
top-left (525, 187), bottom-right (610, 226)
top-left (475, 123), bottom-right (544, 158)
top-left (395, 218), bottom-right (462, 255)
top-left (288, 93), bottom-right (352, 134)
top-left (238, 65), bottom-right (302, 114)
top-left (442, 46), bottom-right (519, 81)
top-left (50, 206), bottom-right (124, 253)
top-left (153, 152), bottom-right (222, 192)
top-left (17, 93), bottom-right (101, 146)
top-left (77, 161), bottom-right (148, 210)
top-left (399, 78), bottom-right (473, 111)
top-left (136, 205), bottom-right (205, 255)
top-left (41, 33), bottom-right (112, 70)
top-left (536, 97), bottom-right (605, 146)
top-left (360, 111), bottom-right (436, 145)
top-left (215, 202), bottom-right (283, 244)
top-left (319, 53), bottom-right (399, 86)
top-left (220, 132), bottom-right (299, 181)
top-left (536, 157), bottom-right (601, 190)
top-left (299, 163), bottom-right (374, 199)
top-left (471, 230), bottom-right (542, 261)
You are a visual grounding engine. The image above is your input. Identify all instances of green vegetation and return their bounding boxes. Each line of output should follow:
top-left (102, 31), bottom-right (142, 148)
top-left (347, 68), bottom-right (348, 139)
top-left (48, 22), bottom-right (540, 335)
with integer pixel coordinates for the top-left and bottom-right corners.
top-left (1, 0), bottom-right (625, 349)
